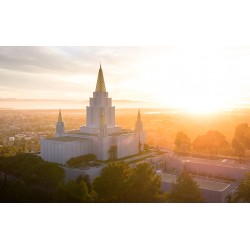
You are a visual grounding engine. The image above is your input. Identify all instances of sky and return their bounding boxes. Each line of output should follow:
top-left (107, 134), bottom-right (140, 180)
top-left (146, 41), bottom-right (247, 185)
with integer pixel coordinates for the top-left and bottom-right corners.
top-left (1, 46), bottom-right (250, 112)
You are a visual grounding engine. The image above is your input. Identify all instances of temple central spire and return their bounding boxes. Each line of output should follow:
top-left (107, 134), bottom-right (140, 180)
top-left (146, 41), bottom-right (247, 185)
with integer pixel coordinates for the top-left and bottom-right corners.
top-left (95, 64), bottom-right (106, 92)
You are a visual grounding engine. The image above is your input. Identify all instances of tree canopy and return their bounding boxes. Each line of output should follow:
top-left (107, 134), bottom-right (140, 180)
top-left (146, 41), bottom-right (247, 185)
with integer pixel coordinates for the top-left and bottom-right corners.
top-left (0, 153), bottom-right (64, 188)
top-left (92, 161), bottom-right (167, 202)
top-left (66, 154), bottom-right (96, 167)
top-left (232, 123), bottom-right (250, 162)
top-left (54, 177), bottom-right (95, 203)
top-left (193, 130), bottom-right (229, 155)
top-left (0, 153), bottom-right (65, 202)
top-left (92, 161), bottom-right (132, 202)
top-left (175, 131), bottom-right (191, 152)
top-left (168, 169), bottom-right (204, 203)
top-left (0, 145), bottom-right (21, 156)
top-left (232, 173), bottom-right (250, 202)
top-left (126, 163), bottom-right (166, 202)
top-left (0, 154), bottom-right (206, 203)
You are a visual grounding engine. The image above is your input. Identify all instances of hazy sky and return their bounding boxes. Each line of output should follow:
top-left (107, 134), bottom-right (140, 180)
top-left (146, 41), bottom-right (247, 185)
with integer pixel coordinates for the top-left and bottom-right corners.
top-left (1, 46), bottom-right (250, 112)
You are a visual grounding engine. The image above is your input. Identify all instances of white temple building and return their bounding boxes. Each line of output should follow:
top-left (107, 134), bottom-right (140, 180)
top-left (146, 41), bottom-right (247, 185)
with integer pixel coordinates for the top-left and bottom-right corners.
top-left (41, 65), bottom-right (146, 164)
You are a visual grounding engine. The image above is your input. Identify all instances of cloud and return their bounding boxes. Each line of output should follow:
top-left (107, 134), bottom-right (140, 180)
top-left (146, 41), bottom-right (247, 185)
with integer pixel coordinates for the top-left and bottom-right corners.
top-left (0, 46), bottom-right (148, 75)
top-left (0, 46), bottom-right (154, 101)
top-left (0, 46), bottom-right (86, 74)
top-left (1, 46), bottom-right (250, 110)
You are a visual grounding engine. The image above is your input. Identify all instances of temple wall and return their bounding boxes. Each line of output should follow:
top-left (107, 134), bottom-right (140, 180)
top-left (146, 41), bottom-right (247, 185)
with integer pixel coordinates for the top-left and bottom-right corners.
top-left (41, 139), bottom-right (92, 164)
top-left (117, 133), bottom-right (138, 159)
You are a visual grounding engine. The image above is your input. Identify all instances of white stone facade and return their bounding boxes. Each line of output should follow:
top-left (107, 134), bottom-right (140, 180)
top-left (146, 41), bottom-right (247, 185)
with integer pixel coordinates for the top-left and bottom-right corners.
top-left (41, 65), bottom-right (145, 164)
top-left (41, 137), bottom-right (92, 164)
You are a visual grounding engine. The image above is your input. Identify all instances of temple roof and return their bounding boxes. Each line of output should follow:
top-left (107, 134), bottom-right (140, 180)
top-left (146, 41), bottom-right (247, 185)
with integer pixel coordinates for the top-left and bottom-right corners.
top-left (95, 64), bottom-right (106, 92)
top-left (160, 173), bottom-right (230, 192)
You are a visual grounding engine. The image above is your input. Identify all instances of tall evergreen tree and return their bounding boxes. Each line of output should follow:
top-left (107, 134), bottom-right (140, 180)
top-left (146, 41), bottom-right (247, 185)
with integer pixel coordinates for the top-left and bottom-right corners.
top-left (92, 162), bottom-right (132, 202)
top-left (126, 163), bottom-right (165, 202)
top-left (169, 169), bottom-right (204, 203)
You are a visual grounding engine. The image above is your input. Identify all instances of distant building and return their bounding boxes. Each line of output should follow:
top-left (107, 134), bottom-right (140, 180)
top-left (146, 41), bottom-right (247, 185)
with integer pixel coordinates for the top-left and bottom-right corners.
top-left (41, 65), bottom-right (146, 164)
top-left (166, 155), bottom-right (250, 181)
top-left (160, 173), bottom-right (232, 203)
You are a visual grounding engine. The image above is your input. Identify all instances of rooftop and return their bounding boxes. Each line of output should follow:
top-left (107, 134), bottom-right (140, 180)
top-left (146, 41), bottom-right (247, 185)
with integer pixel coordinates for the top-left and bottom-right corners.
top-left (160, 173), bottom-right (230, 192)
top-left (45, 136), bottom-right (91, 142)
top-left (176, 156), bottom-right (250, 170)
top-left (67, 129), bottom-right (133, 136)
top-left (66, 130), bottom-right (98, 136)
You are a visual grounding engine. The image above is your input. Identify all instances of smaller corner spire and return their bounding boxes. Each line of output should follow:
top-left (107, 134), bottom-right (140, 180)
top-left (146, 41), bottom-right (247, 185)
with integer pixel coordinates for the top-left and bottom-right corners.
top-left (135, 109), bottom-right (143, 132)
top-left (58, 109), bottom-right (63, 122)
top-left (137, 109), bottom-right (141, 121)
top-left (56, 109), bottom-right (64, 137)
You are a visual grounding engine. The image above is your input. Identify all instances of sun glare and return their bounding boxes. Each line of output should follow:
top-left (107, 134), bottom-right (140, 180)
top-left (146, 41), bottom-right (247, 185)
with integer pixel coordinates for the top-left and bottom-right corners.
top-left (154, 86), bottom-right (232, 115)
top-left (181, 101), bottom-right (225, 114)
top-left (141, 47), bottom-right (245, 114)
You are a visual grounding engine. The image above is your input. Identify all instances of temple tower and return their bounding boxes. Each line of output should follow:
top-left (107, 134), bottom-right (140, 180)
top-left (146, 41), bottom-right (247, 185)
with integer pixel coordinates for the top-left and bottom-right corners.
top-left (135, 110), bottom-right (144, 153)
top-left (86, 64), bottom-right (115, 129)
top-left (56, 109), bottom-right (65, 137)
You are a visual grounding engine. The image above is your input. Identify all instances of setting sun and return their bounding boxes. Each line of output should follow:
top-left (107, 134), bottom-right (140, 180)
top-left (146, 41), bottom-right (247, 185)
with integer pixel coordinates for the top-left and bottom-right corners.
top-left (154, 84), bottom-right (234, 114)
top-left (138, 47), bottom-right (248, 114)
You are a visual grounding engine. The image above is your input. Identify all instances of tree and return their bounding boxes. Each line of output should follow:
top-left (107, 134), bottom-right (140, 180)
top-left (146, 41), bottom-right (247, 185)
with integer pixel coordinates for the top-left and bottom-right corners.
top-left (0, 145), bottom-right (20, 156)
top-left (0, 179), bottom-right (53, 202)
top-left (54, 179), bottom-right (95, 202)
top-left (232, 173), bottom-right (250, 202)
top-left (175, 131), bottom-right (191, 152)
top-left (226, 193), bottom-right (233, 203)
top-left (0, 156), bottom-right (7, 186)
top-left (232, 124), bottom-right (249, 163)
top-left (126, 163), bottom-right (166, 202)
top-left (0, 153), bottom-right (66, 202)
top-left (0, 153), bottom-right (65, 193)
top-left (67, 154), bottom-right (96, 167)
top-left (92, 161), bottom-right (168, 202)
top-left (168, 169), bottom-right (204, 203)
top-left (34, 162), bottom-right (65, 188)
top-left (193, 130), bottom-right (229, 155)
top-left (84, 154), bottom-right (96, 163)
top-left (76, 174), bottom-right (91, 192)
top-left (92, 161), bottom-right (132, 202)
top-left (232, 137), bottom-right (245, 163)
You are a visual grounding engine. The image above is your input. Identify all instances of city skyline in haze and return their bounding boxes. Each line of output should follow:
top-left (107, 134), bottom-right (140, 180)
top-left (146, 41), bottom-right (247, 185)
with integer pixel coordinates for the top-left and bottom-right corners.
top-left (1, 46), bottom-right (250, 112)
